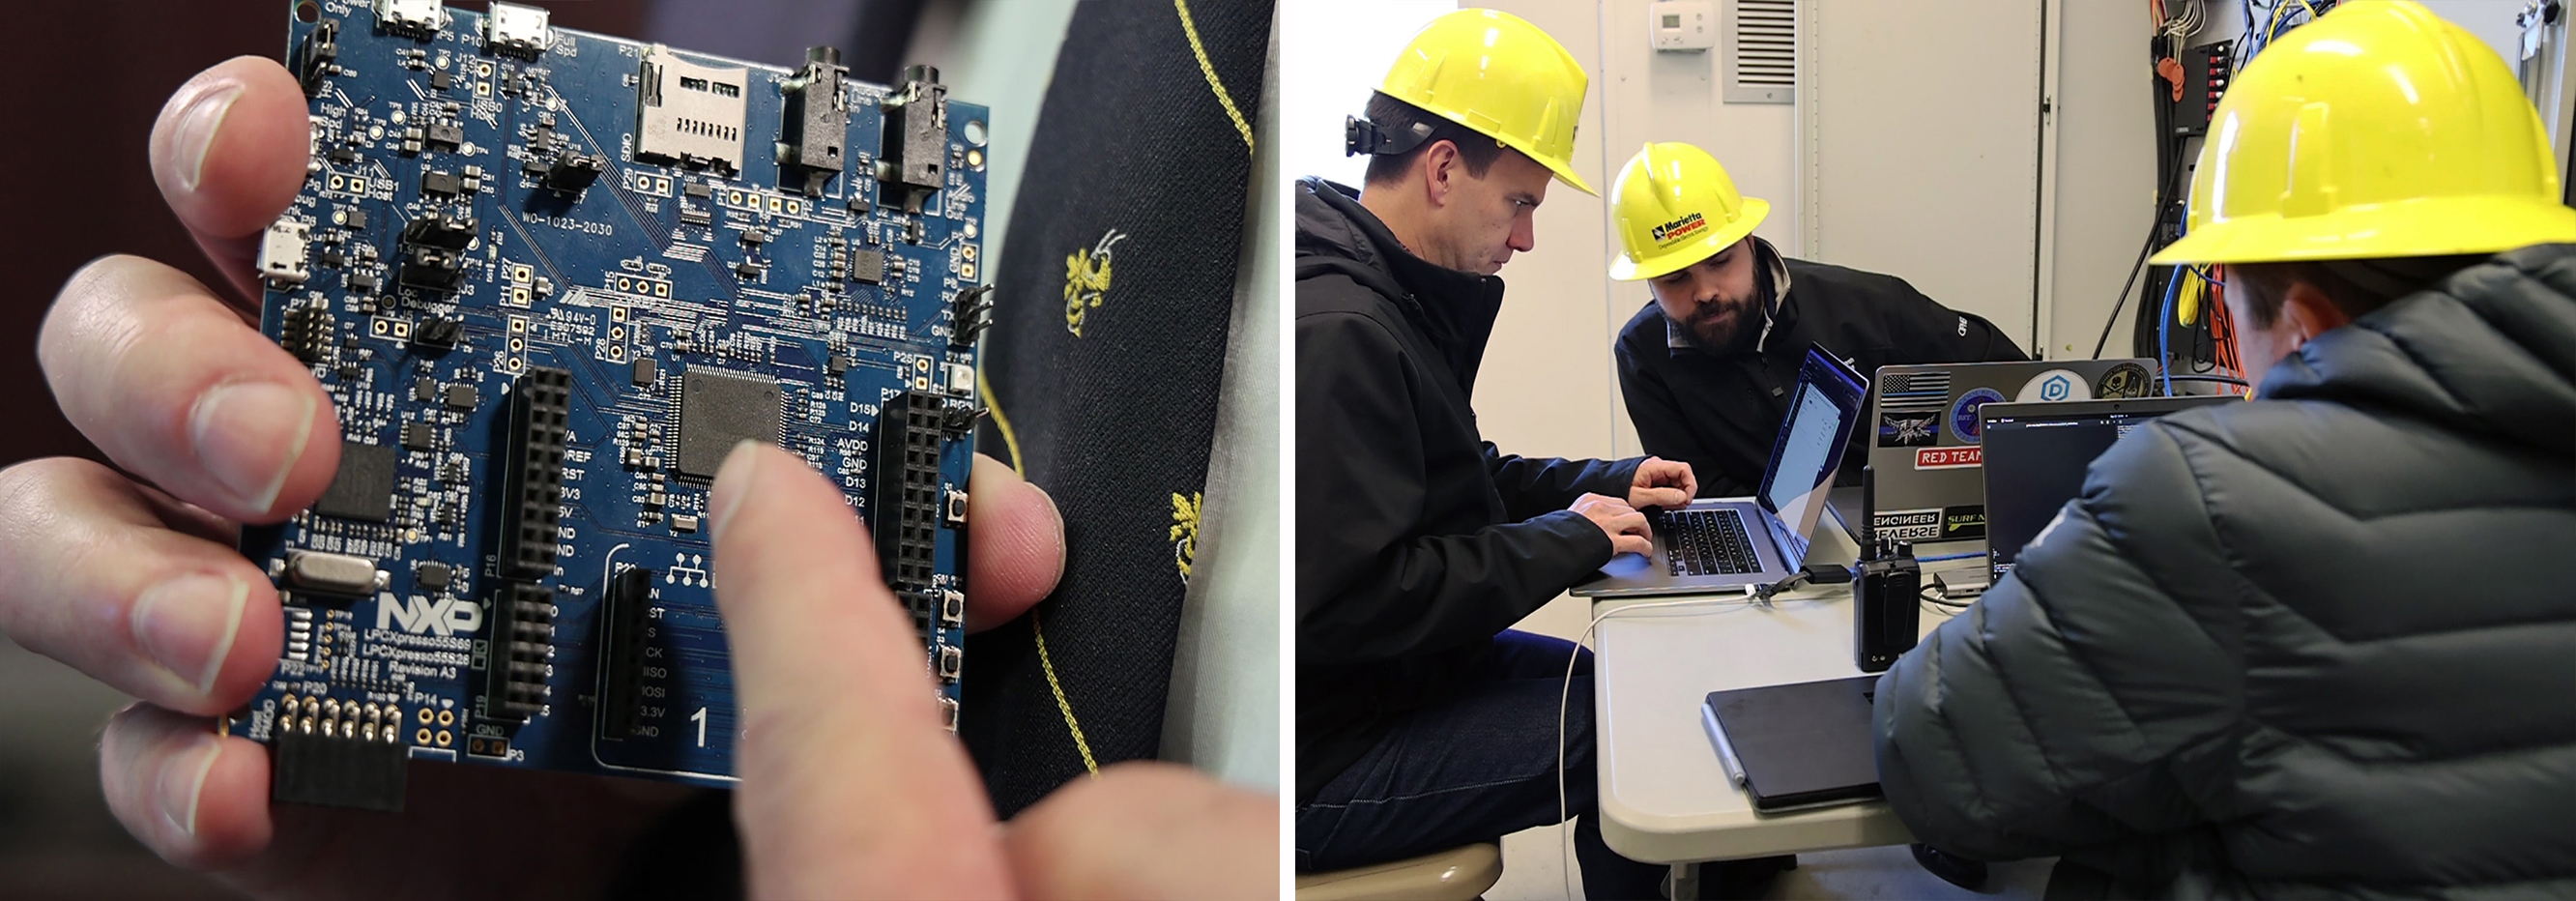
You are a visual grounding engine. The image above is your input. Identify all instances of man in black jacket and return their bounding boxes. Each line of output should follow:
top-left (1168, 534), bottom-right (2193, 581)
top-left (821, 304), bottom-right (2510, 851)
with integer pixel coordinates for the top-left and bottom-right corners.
top-left (1875, 4), bottom-right (2576, 897)
top-left (1295, 10), bottom-right (1695, 899)
top-left (1606, 142), bottom-right (2025, 498)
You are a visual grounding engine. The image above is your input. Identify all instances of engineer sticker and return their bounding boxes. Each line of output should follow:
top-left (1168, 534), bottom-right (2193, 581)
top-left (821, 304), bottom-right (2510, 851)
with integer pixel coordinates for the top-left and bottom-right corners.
top-left (2096, 362), bottom-right (2153, 398)
top-left (1878, 411), bottom-right (1938, 448)
top-left (2015, 368), bottom-right (2093, 404)
top-left (1873, 508), bottom-right (1943, 541)
top-left (1949, 388), bottom-right (2005, 443)
top-left (1915, 446), bottom-right (1983, 470)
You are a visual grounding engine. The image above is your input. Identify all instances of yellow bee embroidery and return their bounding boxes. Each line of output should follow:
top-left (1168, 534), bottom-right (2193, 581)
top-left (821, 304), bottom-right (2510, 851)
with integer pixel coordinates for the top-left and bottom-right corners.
top-left (1063, 229), bottom-right (1128, 337)
top-left (1169, 490), bottom-right (1203, 582)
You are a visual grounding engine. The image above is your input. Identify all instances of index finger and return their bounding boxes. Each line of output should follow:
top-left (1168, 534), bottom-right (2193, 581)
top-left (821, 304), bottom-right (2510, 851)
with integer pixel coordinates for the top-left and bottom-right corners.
top-left (149, 56), bottom-right (310, 304)
top-left (704, 442), bottom-right (1012, 899)
top-left (1607, 509), bottom-right (1650, 537)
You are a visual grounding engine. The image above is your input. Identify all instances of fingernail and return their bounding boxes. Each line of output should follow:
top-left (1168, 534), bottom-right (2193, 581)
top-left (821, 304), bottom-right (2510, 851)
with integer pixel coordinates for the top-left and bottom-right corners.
top-left (157, 732), bottom-right (223, 838)
top-left (132, 573), bottom-right (249, 697)
top-left (709, 441), bottom-right (761, 544)
top-left (190, 382), bottom-right (316, 514)
top-left (169, 81), bottom-right (243, 193)
top-left (1030, 481), bottom-right (1067, 561)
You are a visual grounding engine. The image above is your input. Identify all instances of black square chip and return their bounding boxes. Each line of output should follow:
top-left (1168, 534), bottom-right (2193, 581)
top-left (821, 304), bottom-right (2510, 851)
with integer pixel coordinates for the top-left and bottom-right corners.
top-left (678, 366), bottom-right (782, 479)
top-left (315, 441), bottom-right (395, 522)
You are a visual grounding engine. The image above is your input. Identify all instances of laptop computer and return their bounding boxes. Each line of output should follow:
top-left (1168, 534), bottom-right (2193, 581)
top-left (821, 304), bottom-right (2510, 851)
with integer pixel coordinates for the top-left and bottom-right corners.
top-left (1865, 359), bottom-right (2157, 545)
top-left (1981, 395), bottom-right (2240, 583)
top-left (1574, 345), bottom-right (1867, 597)
top-left (1700, 675), bottom-right (1885, 813)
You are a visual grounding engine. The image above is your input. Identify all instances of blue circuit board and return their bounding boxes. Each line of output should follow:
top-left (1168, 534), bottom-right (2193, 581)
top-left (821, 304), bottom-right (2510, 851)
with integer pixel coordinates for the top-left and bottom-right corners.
top-left (226, 0), bottom-right (991, 810)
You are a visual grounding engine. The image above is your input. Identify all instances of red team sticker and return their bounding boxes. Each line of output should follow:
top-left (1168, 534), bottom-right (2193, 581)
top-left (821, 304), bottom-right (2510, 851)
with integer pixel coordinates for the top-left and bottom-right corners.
top-left (1914, 446), bottom-right (1983, 470)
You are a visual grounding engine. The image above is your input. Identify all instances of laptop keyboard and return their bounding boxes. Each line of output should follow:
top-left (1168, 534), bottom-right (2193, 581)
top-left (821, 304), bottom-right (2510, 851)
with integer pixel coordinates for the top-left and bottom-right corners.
top-left (1660, 509), bottom-right (1761, 576)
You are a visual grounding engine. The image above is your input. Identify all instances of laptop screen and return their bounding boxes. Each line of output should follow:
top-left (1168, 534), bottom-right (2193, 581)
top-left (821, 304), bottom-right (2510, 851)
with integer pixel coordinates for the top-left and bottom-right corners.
top-left (1981, 395), bottom-right (2238, 581)
top-left (1755, 347), bottom-right (1869, 565)
top-left (1766, 383), bottom-right (1846, 516)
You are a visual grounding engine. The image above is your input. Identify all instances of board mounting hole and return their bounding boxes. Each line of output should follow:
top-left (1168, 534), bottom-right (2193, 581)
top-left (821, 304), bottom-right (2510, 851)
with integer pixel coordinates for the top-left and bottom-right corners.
top-left (296, 1), bottom-right (320, 23)
top-left (964, 120), bottom-right (988, 147)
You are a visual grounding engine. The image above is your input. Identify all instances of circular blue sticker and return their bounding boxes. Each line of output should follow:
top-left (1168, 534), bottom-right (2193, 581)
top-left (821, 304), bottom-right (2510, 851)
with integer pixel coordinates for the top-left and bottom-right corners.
top-left (1951, 388), bottom-right (2006, 443)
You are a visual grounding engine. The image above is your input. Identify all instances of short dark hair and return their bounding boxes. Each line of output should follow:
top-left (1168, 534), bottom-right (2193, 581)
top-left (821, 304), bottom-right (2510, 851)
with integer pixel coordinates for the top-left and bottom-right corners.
top-left (1361, 92), bottom-right (1511, 188)
top-left (2228, 254), bottom-right (2488, 329)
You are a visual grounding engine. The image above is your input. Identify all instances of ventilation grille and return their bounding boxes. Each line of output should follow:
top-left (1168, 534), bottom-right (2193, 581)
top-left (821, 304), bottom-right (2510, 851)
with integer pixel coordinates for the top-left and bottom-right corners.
top-left (1725, 0), bottom-right (1796, 103)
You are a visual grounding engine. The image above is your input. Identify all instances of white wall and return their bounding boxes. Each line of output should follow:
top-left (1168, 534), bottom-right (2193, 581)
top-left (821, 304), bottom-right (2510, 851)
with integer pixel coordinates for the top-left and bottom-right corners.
top-left (1804, 0), bottom-right (2045, 354)
top-left (1280, 1), bottom-right (1459, 190)
top-left (2417, 0), bottom-right (2526, 66)
top-left (1596, 0), bottom-right (1801, 458)
top-left (2042, 0), bottom-right (2159, 361)
top-left (1471, 0), bottom-right (1621, 464)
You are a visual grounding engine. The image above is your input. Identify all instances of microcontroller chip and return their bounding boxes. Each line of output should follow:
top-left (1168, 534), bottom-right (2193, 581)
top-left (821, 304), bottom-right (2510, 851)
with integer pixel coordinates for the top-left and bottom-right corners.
top-left (850, 247), bottom-right (885, 284)
top-left (677, 366), bottom-right (781, 479)
top-left (315, 441), bottom-right (395, 522)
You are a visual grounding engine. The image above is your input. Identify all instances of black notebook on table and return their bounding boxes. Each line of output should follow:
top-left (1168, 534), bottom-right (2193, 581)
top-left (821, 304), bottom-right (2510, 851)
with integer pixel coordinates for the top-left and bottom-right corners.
top-left (1699, 676), bottom-right (1885, 812)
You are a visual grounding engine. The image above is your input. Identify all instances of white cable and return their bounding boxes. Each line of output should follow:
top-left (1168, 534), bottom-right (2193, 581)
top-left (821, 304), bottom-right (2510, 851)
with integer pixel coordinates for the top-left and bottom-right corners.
top-left (1553, 592), bottom-right (1771, 900)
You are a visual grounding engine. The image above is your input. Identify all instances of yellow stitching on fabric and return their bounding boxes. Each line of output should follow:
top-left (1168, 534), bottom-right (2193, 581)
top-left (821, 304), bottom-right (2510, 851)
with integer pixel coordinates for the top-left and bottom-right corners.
top-left (1062, 229), bottom-right (1126, 337)
top-left (1034, 610), bottom-right (1101, 776)
top-left (974, 362), bottom-right (1023, 472)
top-left (1169, 491), bottom-right (1202, 581)
top-left (1174, 0), bottom-right (1254, 154)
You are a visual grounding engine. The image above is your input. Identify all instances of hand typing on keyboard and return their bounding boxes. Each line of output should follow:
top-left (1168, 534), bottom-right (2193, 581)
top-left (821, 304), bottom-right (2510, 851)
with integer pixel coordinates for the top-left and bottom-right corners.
top-left (1628, 456), bottom-right (1699, 508)
top-left (1572, 493), bottom-right (1655, 558)
top-left (1663, 509), bottom-right (1761, 576)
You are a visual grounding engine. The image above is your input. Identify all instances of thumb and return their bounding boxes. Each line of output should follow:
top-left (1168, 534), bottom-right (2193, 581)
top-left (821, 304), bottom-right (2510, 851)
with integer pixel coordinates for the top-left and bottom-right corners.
top-left (1634, 486), bottom-right (1692, 509)
top-left (706, 442), bottom-right (1012, 899)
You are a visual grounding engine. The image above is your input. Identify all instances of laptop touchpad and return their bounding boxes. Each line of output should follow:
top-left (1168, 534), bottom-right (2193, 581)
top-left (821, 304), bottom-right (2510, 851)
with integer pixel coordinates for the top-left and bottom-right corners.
top-left (1600, 551), bottom-right (1654, 577)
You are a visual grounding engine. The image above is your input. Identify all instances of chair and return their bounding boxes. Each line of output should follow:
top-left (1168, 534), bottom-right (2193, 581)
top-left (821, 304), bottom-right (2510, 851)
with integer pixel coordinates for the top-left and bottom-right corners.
top-left (1294, 843), bottom-right (1504, 901)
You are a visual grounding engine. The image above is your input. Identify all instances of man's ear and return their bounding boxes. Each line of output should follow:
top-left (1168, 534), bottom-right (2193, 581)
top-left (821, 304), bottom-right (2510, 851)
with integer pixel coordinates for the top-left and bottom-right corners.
top-left (1418, 139), bottom-right (1459, 207)
top-left (2279, 279), bottom-right (2353, 343)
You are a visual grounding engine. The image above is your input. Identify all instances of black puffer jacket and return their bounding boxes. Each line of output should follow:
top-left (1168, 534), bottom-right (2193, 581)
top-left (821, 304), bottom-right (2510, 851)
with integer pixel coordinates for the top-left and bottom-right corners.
top-left (1875, 244), bottom-right (2576, 898)
top-left (1296, 178), bottom-right (1639, 803)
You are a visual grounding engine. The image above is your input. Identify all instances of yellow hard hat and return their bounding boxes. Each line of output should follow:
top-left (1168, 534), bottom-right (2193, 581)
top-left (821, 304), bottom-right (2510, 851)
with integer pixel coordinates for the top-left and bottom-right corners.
top-left (1607, 142), bottom-right (1770, 281)
top-left (2152, 0), bottom-right (2576, 265)
top-left (1378, 9), bottom-right (1596, 195)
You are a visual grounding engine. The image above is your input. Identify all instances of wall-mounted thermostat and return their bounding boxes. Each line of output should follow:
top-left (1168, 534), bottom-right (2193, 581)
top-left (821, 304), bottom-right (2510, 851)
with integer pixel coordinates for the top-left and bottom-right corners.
top-left (1651, 1), bottom-right (1718, 51)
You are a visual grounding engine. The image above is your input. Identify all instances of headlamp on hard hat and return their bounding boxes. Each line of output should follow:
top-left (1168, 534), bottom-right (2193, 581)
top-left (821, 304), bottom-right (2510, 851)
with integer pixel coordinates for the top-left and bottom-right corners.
top-left (1346, 115), bottom-right (1434, 158)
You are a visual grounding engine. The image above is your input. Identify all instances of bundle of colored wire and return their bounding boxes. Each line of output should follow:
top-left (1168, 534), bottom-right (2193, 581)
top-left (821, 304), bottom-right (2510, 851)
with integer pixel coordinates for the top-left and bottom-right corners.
top-left (2207, 265), bottom-right (2241, 377)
